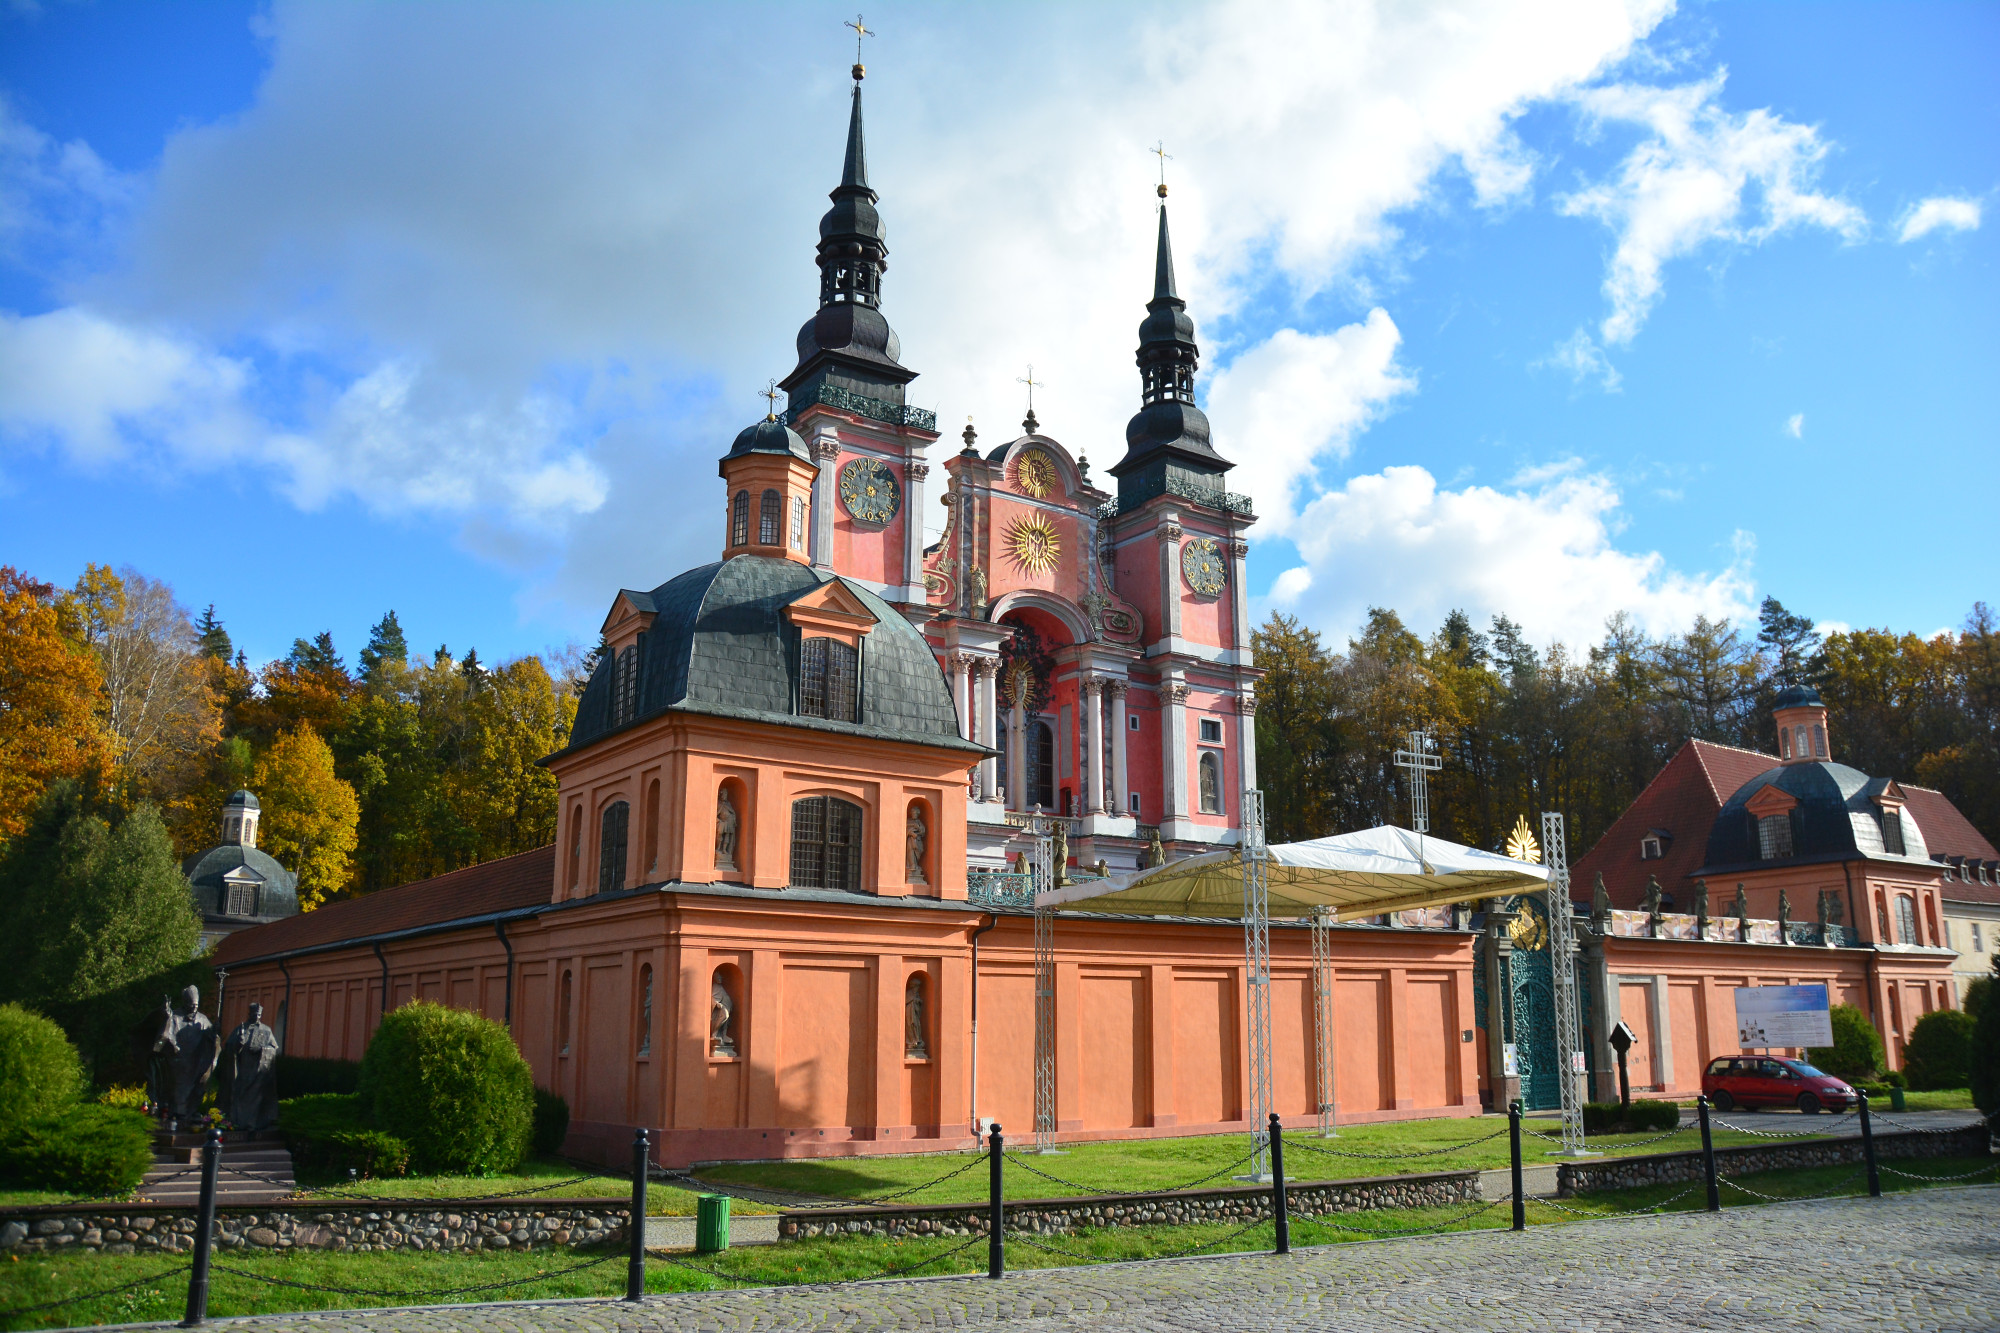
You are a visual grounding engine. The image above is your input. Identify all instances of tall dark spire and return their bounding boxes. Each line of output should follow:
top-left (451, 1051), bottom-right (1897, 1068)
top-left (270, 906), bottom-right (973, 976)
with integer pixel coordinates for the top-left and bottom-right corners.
top-left (781, 65), bottom-right (916, 410)
top-left (1109, 194), bottom-right (1229, 500)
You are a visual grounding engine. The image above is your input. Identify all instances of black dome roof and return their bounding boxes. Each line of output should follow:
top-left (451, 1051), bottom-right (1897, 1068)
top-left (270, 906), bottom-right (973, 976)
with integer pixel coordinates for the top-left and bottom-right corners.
top-left (562, 557), bottom-right (978, 757)
top-left (181, 844), bottom-right (300, 921)
top-left (226, 790), bottom-right (260, 809)
top-left (1772, 683), bottom-right (1824, 709)
top-left (725, 417), bottom-right (810, 465)
top-left (1702, 761), bottom-right (1929, 871)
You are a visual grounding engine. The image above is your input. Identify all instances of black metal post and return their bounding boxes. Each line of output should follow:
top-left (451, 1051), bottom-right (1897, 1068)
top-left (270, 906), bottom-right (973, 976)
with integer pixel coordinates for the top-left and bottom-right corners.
top-left (1858, 1089), bottom-right (1881, 1197)
top-left (1697, 1095), bottom-right (1720, 1212)
top-left (1268, 1112), bottom-right (1290, 1255)
top-left (1508, 1101), bottom-right (1525, 1232)
top-left (180, 1126), bottom-right (221, 1327)
top-left (1616, 1047), bottom-right (1631, 1119)
top-left (626, 1128), bottom-right (648, 1301)
top-left (987, 1124), bottom-right (1005, 1279)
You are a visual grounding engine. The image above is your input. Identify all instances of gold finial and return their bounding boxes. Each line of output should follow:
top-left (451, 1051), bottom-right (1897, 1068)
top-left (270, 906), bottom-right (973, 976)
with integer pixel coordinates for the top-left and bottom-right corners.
top-left (1151, 140), bottom-right (1172, 198)
top-left (760, 380), bottom-right (782, 421)
top-left (846, 13), bottom-right (871, 80)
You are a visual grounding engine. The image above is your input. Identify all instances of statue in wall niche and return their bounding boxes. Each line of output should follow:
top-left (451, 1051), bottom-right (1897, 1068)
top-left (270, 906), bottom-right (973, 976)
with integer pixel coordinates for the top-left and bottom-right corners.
top-left (1051, 820), bottom-right (1070, 887)
top-left (218, 1002), bottom-right (281, 1133)
top-left (710, 980), bottom-right (737, 1058)
top-left (905, 976), bottom-right (928, 1059)
top-left (714, 789), bottom-right (740, 870)
top-left (1822, 888), bottom-right (1844, 926)
top-left (969, 566), bottom-right (988, 614)
top-left (151, 985), bottom-right (218, 1125)
top-left (1146, 826), bottom-right (1166, 868)
top-left (1591, 873), bottom-right (1612, 925)
top-left (906, 806), bottom-right (928, 885)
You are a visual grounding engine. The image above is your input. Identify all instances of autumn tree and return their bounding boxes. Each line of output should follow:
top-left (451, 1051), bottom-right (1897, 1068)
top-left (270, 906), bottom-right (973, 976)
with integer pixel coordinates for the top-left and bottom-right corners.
top-left (253, 727), bottom-right (361, 909)
top-left (0, 569), bottom-right (115, 841)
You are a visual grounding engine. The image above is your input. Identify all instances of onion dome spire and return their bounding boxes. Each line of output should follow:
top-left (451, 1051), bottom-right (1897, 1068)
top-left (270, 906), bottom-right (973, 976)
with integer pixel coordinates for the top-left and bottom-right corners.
top-left (1109, 190), bottom-right (1230, 500)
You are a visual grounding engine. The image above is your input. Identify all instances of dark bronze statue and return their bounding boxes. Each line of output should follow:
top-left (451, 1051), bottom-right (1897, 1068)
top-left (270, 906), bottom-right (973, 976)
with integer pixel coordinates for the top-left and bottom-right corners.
top-left (218, 1002), bottom-right (282, 1133)
top-left (151, 985), bottom-right (219, 1126)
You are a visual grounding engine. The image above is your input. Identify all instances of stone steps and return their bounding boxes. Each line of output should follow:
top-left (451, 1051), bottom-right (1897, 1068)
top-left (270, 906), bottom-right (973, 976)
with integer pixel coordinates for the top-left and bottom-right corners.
top-left (139, 1146), bottom-right (297, 1204)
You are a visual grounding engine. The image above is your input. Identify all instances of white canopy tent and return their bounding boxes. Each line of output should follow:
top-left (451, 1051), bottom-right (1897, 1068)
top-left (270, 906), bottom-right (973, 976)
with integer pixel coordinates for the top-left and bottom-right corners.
top-left (1030, 816), bottom-right (1586, 1162)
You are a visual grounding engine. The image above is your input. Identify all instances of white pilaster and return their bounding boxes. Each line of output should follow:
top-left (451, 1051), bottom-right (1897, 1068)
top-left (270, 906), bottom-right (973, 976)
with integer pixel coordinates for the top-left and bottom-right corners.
top-left (977, 659), bottom-right (999, 802)
top-left (902, 458), bottom-right (930, 603)
top-left (1227, 537), bottom-right (1252, 652)
top-left (1006, 679), bottom-right (1027, 812)
top-left (1237, 691), bottom-right (1258, 800)
top-left (1110, 682), bottom-right (1130, 816)
top-left (810, 427), bottom-right (840, 572)
top-left (1156, 511), bottom-right (1183, 645)
top-left (1083, 678), bottom-right (1106, 815)
top-left (1162, 678), bottom-right (1192, 838)
top-left (952, 654), bottom-right (973, 741)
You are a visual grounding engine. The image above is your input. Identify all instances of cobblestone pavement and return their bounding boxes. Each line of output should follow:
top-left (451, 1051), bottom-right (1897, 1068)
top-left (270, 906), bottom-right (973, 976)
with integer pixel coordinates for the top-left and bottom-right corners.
top-left (165, 1185), bottom-right (1999, 1333)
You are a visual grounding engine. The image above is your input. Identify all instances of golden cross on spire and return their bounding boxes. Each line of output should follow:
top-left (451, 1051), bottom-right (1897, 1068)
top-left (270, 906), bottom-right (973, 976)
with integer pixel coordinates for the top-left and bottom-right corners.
top-left (1017, 364), bottom-right (1043, 412)
top-left (1151, 140), bottom-right (1173, 198)
top-left (760, 380), bottom-right (782, 421)
top-left (845, 14), bottom-right (872, 79)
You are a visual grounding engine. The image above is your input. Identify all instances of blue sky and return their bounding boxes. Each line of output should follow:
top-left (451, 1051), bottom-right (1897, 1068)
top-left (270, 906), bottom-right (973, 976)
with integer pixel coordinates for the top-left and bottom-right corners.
top-left (1, 0), bottom-right (1993, 669)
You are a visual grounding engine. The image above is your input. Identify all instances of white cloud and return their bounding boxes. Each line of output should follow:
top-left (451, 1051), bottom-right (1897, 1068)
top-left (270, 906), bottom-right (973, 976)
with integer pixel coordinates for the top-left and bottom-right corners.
top-left (1897, 196), bottom-right (1981, 243)
top-left (1537, 327), bottom-right (1622, 390)
top-left (1785, 412), bottom-right (1803, 438)
top-left (1204, 313), bottom-right (1414, 537)
top-left (1266, 464), bottom-right (1755, 646)
top-left (1560, 72), bottom-right (1865, 344)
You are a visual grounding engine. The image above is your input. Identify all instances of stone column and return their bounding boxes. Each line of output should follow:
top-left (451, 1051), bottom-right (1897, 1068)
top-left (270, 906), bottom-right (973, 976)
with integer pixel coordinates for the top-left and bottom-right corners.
top-left (1163, 679), bottom-right (1191, 831)
top-left (1006, 675), bottom-right (1027, 812)
top-left (976, 659), bottom-right (999, 802)
top-left (1156, 512), bottom-right (1183, 645)
top-left (1083, 677), bottom-right (1106, 815)
top-left (1236, 691), bottom-right (1258, 798)
top-left (810, 427), bottom-right (840, 572)
top-left (951, 654), bottom-right (973, 742)
top-left (902, 459), bottom-right (930, 603)
top-left (1109, 681), bottom-right (1130, 817)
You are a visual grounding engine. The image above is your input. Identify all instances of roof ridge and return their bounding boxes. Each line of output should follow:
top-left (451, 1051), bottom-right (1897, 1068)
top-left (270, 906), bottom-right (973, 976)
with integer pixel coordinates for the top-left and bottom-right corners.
top-left (310, 844), bottom-right (554, 917)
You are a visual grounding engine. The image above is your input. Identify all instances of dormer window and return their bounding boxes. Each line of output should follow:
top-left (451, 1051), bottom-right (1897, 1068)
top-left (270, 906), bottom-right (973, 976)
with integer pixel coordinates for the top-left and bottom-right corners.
top-left (1880, 809), bottom-right (1906, 856)
top-left (800, 636), bottom-right (860, 723)
top-left (1757, 813), bottom-right (1794, 860)
top-left (1640, 836), bottom-right (1663, 861)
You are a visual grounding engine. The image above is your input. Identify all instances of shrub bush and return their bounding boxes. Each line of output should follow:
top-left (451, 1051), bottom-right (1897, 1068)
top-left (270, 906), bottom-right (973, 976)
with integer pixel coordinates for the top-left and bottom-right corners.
top-left (1904, 1009), bottom-right (1976, 1090)
top-left (359, 1002), bottom-right (532, 1175)
top-left (1973, 961), bottom-right (2000, 1116)
top-left (1964, 975), bottom-right (1991, 1022)
top-left (532, 1087), bottom-right (570, 1157)
top-left (97, 1084), bottom-right (148, 1109)
top-left (1582, 1099), bottom-right (1680, 1134)
top-left (0, 1003), bottom-right (84, 1134)
top-left (277, 1093), bottom-right (410, 1180)
top-left (1807, 1004), bottom-right (1884, 1082)
top-left (276, 1055), bottom-right (362, 1099)
top-left (0, 1104), bottom-right (154, 1196)
top-left (1880, 1067), bottom-right (1908, 1089)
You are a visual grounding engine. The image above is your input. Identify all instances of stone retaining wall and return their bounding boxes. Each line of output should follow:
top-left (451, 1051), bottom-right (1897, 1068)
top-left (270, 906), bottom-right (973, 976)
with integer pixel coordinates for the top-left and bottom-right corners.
top-left (1557, 1125), bottom-right (1990, 1196)
top-left (0, 1199), bottom-right (630, 1256)
top-left (778, 1170), bottom-right (1478, 1240)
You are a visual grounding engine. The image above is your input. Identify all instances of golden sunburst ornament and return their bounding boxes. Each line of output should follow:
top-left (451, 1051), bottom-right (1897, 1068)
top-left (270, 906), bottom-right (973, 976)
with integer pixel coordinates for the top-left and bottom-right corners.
top-left (1505, 815), bottom-right (1541, 864)
top-left (1508, 904), bottom-right (1547, 951)
top-left (1005, 513), bottom-right (1062, 576)
top-left (1015, 449), bottom-right (1058, 498)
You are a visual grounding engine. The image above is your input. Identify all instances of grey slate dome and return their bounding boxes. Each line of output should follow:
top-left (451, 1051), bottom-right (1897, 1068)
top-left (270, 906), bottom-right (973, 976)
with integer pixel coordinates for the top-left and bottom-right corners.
top-left (725, 417), bottom-right (811, 465)
top-left (182, 843), bottom-right (299, 921)
top-left (560, 556), bottom-right (980, 757)
top-left (1772, 683), bottom-right (1824, 709)
top-left (1702, 761), bottom-right (1929, 871)
top-left (226, 790), bottom-right (260, 810)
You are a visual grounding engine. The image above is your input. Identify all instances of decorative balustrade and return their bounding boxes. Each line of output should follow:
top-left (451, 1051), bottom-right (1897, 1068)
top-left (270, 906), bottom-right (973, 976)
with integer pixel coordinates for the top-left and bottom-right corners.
top-left (1602, 909), bottom-right (1854, 947)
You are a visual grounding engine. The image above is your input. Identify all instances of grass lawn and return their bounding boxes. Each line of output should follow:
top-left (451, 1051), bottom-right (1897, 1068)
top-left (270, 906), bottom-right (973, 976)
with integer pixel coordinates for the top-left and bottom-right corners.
top-left (4, 1154), bottom-right (1991, 1327)
top-left (0, 1156), bottom-right (772, 1217)
top-left (1881, 1088), bottom-right (1976, 1112)
top-left (693, 1113), bottom-right (1895, 1204)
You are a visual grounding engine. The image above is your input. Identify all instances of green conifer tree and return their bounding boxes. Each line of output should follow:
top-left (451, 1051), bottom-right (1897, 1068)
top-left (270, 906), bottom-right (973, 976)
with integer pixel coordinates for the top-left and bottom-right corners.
top-left (357, 611), bottom-right (409, 684)
top-left (194, 604), bottom-right (233, 660)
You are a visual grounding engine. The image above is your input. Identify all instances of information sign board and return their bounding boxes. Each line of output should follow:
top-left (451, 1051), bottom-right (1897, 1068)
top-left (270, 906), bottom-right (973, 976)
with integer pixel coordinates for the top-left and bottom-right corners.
top-left (1734, 983), bottom-right (1833, 1048)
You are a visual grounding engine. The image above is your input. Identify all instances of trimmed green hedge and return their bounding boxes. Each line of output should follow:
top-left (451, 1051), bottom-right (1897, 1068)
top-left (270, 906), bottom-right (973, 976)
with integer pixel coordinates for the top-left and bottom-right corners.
top-left (1904, 1009), bottom-right (1975, 1090)
top-left (0, 1004), bottom-right (84, 1134)
top-left (1582, 1099), bottom-right (1680, 1134)
top-left (277, 1093), bottom-right (410, 1180)
top-left (1807, 1004), bottom-right (1884, 1083)
top-left (276, 1055), bottom-right (363, 1099)
top-left (0, 1104), bottom-right (154, 1196)
top-left (358, 1002), bottom-right (532, 1175)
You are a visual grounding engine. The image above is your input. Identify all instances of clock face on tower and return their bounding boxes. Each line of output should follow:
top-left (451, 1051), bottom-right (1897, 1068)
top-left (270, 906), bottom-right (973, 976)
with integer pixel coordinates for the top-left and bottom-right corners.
top-left (838, 457), bottom-right (901, 526)
top-left (1181, 537), bottom-right (1226, 597)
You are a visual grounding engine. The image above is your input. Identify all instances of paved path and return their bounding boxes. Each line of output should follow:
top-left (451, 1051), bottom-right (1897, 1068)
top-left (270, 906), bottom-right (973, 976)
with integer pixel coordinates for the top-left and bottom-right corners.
top-left (161, 1184), bottom-right (1998, 1332)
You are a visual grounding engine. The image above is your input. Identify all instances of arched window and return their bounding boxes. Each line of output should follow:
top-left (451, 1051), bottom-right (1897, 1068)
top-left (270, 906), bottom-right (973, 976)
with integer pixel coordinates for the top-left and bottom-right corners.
top-left (800, 636), bottom-right (860, 722)
top-left (559, 968), bottom-right (573, 1057)
top-left (599, 801), bottom-right (630, 893)
top-left (731, 490), bottom-right (750, 546)
top-left (1780, 728), bottom-right (1791, 759)
top-left (1198, 751), bottom-right (1223, 814)
top-left (790, 795), bottom-right (864, 892)
top-left (1796, 726), bottom-right (1809, 759)
top-left (567, 803), bottom-right (583, 888)
top-left (637, 963), bottom-right (653, 1058)
top-left (791, 496), bottom-right (807, 549)
top-left (759, 489), bottom-right (781, 545)
top-left (1030, 721), bottom-right (1055, 810)
top-left (1812, 724), bottom-right (1826, 757)
top-left (1895, 894), bottom-right (1919, 945)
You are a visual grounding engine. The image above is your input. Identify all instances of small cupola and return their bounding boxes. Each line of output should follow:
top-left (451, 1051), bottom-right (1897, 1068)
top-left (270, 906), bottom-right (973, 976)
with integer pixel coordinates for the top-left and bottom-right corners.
top-left (1771, 683), bottom-right (1830, 765)
top-left (223, 790), bottom-right (261, 848)
top-left (719, 404), bottom-right (817, 564)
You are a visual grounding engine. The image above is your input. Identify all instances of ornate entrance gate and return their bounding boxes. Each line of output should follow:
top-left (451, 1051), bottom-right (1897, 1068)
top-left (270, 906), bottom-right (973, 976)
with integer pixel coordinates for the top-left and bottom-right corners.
top-left (1505, 899), bottom-right (1560, 1112)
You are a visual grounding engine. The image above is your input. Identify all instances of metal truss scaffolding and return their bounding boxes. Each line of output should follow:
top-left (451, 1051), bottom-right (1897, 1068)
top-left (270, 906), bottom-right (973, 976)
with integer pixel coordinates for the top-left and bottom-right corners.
top-left (1540, 811), bottom-right (1590, 1156)
top-left (1031, 816), bottom-right (1058, 1154)
top-left (1241, 790), bottom-right (1274, 1179)
top-left (1310, 905), bottom-right (1337, 1137)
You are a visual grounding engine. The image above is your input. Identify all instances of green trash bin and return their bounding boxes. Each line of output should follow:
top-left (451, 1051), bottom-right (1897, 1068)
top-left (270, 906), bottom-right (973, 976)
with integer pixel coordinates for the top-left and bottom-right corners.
top-left (695, 1193), bottom-right (730, 1254)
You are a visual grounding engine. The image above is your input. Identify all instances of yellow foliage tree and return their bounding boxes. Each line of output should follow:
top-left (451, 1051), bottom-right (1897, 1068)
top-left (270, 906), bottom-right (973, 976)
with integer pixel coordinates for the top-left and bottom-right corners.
top-left (252, 726), bottom-right (360, 910)
top-left (0, 568), bottom-right (115, 841)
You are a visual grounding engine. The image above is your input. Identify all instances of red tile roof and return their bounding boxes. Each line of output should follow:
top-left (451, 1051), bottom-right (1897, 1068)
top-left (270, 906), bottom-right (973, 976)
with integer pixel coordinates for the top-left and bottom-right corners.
top-left (210, 845), bottom-right (556, 965)
top-left (1573, 739), bottom-right (1777, 910)
top-left (1902, 785), bottom-right (1999, 861)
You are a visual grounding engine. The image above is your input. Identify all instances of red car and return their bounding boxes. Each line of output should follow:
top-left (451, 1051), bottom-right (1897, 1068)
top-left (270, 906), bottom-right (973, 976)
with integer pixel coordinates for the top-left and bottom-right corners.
top-left (1702, 1056), bottom-right (1855, 1114)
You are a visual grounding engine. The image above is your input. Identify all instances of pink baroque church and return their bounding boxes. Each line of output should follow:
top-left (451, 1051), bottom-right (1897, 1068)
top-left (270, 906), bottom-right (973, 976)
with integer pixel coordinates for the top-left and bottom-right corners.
top-left (211, 71), bottom-right (1490, 1170)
